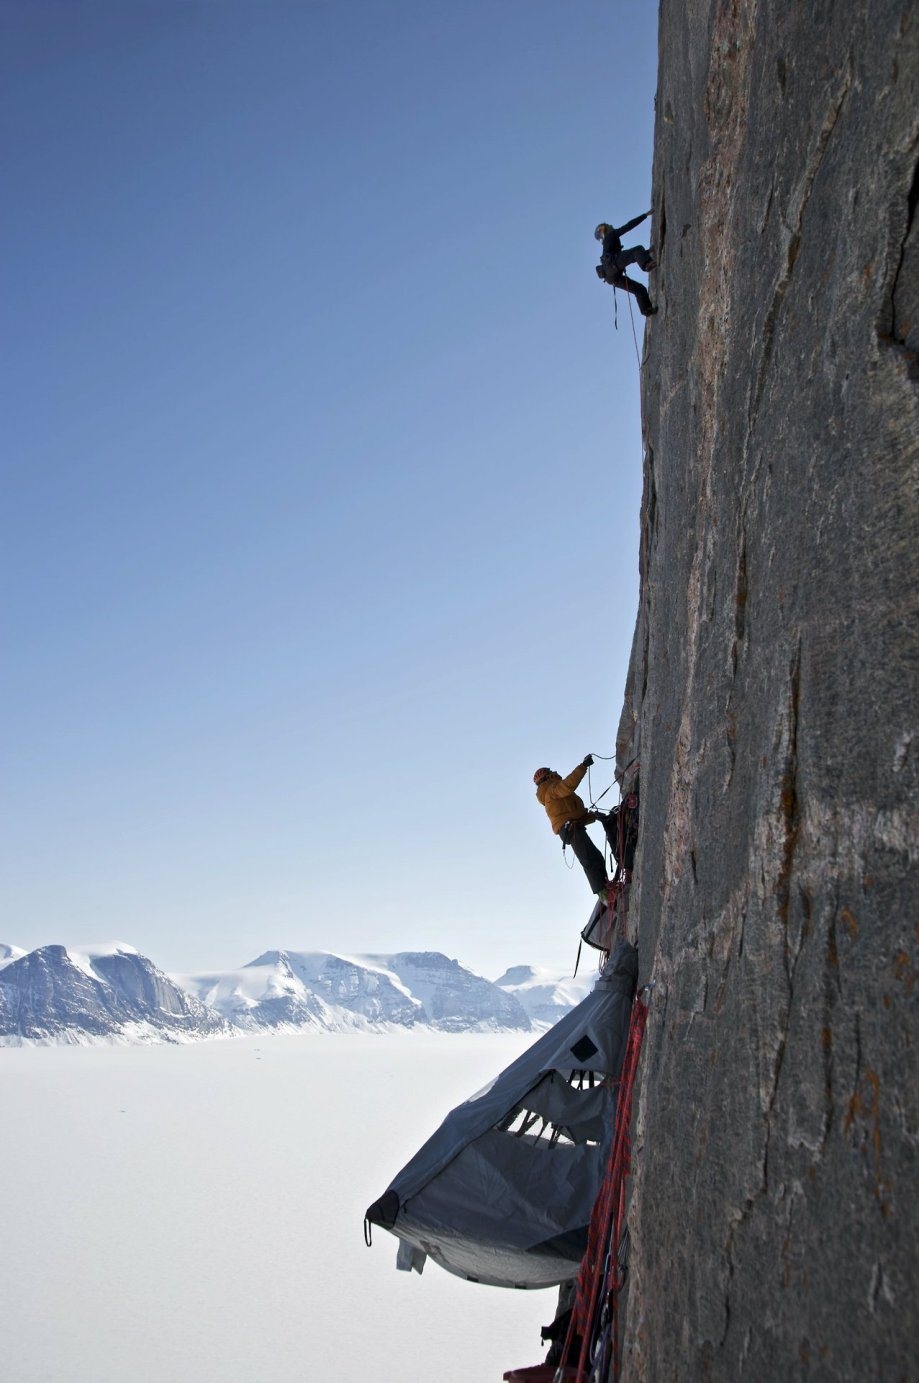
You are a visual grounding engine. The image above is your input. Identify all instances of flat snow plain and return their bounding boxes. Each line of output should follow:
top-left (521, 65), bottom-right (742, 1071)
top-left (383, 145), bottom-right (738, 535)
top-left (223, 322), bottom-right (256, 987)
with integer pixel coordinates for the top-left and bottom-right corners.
top-left (0, 1031), bottom-right (552, 1383)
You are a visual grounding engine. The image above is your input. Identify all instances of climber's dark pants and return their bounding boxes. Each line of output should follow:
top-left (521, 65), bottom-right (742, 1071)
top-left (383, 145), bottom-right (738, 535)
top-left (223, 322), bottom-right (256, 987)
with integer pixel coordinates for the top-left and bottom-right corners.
top-left (598, 248), bottom-right (655, 316)
top-left (609, 271), bottom-right (654, 316)
top-left (611, 244), bottom-right (654, 272)
top-left (559, 820), bottom-right (608, 895)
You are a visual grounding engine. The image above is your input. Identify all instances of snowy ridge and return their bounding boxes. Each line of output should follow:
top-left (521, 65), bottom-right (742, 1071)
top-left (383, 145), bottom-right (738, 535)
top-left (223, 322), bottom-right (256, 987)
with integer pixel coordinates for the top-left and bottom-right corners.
top-left (0, 942), bottom-right (588, 1046)
top-left (493, 963), bottom-right (596, 1027)
top-left (0, 943), bottom-right (233, 1046)
top-left (178, 949), bottom-right (531, 1034)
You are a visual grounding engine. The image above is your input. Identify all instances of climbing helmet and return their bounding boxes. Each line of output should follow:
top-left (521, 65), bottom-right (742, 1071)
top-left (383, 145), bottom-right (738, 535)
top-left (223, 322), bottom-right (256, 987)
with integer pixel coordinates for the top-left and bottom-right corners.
top-left (533, 767), bottom-right (553, 786)
top-left (594, 223), bottom-right (611, 242)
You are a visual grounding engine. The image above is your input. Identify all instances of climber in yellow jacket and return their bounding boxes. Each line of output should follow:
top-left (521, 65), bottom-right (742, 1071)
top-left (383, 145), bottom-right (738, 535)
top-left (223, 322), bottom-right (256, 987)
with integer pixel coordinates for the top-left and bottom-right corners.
top-left (534, 756), bottom-right (613, 901)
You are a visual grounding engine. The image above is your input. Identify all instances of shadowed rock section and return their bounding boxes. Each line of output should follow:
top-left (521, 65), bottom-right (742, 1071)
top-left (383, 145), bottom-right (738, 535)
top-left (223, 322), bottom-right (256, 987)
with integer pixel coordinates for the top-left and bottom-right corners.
top-left (617, 3), bottom-right (918, 1378)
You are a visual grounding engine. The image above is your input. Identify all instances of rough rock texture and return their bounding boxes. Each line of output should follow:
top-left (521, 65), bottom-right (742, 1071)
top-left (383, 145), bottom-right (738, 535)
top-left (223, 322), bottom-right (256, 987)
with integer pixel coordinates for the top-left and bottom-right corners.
top-left (617, 3), bottom-right (918, 1379)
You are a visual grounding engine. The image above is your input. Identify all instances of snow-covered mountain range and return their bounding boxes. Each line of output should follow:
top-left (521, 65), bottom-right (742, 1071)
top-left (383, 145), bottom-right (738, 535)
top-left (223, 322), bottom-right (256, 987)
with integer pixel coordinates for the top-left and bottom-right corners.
top-left (0, 941), bottom-right (593, 1046)
top-left (177, 949), bottom-right (531, 1035)
top-left (0, 943), bottom-right (233, 1045)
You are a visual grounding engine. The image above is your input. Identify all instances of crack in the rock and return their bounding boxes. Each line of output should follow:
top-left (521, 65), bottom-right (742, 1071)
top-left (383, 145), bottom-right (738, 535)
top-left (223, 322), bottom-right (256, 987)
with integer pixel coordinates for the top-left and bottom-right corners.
top-left (760, 178), bottom-right (774, 234)
top-left (765, 1030), bottom-right (789, 1135)
top-left (719, 1186), bottom-right (762, 1360)
top-left (640, 613), bottom-right (650, 711)
top-left (718, 1254), bottom-right (734, 1349)
top-left (753, 653), bottom-right (806, 1187)
top-left (889, 144), bottom-right (919, 348)
top-left (734, 537), bottom-right (748, 647)
top-left (816, 908), bottom-right (840, 1161)
top-left (777, 642), bottom-right (802, 969)
top-left (750, 60), bottom-right (853, 424)
top-left (725, 493), bottom-right (755, 793)
top-left (646, 447), bottom-right (658, 554)
top-left (725, 709), bottom-right (737, 784)
top-left (730, 535), bottom-right (749, 683)
top-left (709, 887), bottom-right (749, 1017)
top-left (755, 647), bottom-right (805, 1222)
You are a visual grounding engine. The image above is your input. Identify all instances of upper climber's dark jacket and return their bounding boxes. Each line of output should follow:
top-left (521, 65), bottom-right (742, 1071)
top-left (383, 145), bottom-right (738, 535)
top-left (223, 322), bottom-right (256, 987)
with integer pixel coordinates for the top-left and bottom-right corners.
top-left (600, 212), bottom-right (649, 263)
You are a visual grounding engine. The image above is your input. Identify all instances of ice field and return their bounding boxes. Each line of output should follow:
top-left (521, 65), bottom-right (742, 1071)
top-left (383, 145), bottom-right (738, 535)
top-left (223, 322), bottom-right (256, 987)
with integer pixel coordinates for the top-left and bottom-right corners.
top-left (0, 1030), bottom-right (552, 1383)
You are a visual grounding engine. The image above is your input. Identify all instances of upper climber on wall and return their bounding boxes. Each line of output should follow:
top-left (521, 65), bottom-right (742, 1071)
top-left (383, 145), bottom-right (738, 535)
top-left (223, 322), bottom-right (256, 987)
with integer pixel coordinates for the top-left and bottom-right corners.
top-left (594, 211), bottom-right (657, 316)
top-left (534, 757), bottom-right (621, 903)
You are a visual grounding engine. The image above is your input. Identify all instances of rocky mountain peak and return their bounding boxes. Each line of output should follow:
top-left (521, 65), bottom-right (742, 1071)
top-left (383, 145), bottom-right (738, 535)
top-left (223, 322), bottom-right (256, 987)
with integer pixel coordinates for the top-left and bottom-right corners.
top-left (0, 943), bottom-right (560, 1044)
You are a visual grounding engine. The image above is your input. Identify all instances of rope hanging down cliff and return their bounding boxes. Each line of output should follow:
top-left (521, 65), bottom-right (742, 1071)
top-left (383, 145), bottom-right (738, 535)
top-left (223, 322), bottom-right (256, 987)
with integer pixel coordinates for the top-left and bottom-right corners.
top-left (555, 985), bottom-right (652, 1383)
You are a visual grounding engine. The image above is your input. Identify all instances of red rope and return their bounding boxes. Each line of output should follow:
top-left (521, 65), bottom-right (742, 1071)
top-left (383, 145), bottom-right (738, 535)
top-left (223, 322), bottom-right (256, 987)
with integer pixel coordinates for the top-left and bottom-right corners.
top-left (608, 1002), bottom-right (647, 1379)
top-left (558, 992), bottom-right (649, 1381)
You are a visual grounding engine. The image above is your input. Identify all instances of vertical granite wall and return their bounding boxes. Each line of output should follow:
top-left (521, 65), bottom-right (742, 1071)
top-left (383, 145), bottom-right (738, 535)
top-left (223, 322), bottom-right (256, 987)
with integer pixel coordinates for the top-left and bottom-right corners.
top-left (617, 2), bottom-right (918, 1378)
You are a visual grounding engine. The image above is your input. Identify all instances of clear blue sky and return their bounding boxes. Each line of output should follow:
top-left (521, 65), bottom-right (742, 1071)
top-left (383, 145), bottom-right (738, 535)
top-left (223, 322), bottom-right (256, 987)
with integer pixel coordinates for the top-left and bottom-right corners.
top-left (1, 0), bottom-right (658, 978)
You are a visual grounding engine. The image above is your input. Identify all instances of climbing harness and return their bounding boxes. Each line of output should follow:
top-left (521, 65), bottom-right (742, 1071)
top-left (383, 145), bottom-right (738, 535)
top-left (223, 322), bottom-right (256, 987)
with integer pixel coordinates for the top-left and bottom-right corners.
top-left (555, 983), bottom-right (653, 1383)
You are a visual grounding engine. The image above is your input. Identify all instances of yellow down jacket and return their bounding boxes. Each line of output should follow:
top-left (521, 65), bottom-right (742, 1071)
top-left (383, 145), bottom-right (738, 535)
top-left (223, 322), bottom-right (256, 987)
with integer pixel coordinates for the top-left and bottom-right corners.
top-left (536, 763), bottom-right (590, 834)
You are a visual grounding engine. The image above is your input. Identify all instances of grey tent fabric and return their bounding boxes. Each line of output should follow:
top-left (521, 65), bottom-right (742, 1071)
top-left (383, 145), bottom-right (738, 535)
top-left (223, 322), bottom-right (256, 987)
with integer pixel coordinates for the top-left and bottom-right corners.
top-left (520, 1071), bottom-right (609, 1145)
top-left (365, 939), bottom-right (637, 1290)
top-left (396, 1239), bottom-right (427, 1274)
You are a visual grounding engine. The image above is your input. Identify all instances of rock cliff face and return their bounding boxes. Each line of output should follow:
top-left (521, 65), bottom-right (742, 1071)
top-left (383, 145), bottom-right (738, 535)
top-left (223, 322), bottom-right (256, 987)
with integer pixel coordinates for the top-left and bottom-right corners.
top-left (617, 3), bottom-right (918, 1378)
